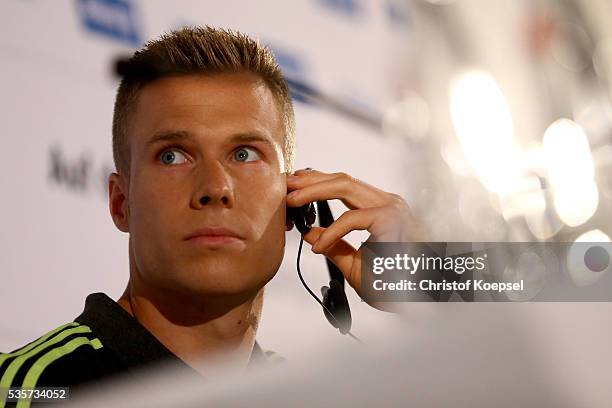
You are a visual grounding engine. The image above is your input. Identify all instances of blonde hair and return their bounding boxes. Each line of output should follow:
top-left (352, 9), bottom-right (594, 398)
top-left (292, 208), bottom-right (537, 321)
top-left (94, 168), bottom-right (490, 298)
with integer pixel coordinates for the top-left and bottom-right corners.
top-left (112, 26), bottom-right (295, 175)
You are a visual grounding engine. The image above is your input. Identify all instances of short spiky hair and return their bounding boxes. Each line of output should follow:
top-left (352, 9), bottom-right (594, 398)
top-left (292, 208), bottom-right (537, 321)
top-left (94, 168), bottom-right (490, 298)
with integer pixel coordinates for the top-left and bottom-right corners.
top-left (112, 26), bottom-right (296, 175)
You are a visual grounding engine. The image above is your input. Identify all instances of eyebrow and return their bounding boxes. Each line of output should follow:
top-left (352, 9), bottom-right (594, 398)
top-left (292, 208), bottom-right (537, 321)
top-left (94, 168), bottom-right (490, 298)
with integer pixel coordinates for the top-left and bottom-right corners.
top-left (146, 131), bottom-right (190, 148)
top-left (145, 130), bottom-right (277, 148)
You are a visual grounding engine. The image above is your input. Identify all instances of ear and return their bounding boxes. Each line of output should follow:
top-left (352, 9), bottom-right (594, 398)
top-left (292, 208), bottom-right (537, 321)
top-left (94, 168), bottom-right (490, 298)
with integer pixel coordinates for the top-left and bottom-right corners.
top-left (109, 172), bottom-right (130, 233)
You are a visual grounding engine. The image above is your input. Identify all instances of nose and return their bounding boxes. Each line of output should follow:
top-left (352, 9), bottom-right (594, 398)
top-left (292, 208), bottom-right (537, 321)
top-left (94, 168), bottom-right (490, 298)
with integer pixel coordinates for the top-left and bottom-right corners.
top-left (191, 159), bottom-right (235, 209)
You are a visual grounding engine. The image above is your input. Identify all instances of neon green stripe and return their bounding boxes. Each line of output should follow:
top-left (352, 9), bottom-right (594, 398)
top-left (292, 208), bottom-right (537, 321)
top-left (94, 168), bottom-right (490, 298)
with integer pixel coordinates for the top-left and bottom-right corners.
top-left (15, 337), bottom-right (102, 408)
top-left (0, 325), bottom-right (92, 391)
top-left (0, 322), bottom-right (79, 368)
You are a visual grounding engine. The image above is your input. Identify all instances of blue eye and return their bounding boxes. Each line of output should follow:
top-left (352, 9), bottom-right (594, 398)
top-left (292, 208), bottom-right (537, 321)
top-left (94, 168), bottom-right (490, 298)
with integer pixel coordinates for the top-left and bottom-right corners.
top-left (233, 147), bottom-right (261, 162)
top-left (160, 149), bottom-right (187, 165)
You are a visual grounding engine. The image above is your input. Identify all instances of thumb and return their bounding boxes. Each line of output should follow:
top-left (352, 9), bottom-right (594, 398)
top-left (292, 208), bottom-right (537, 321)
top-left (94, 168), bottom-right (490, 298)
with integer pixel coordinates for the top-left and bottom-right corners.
top-left (302, 226), bottom-right (325, 246)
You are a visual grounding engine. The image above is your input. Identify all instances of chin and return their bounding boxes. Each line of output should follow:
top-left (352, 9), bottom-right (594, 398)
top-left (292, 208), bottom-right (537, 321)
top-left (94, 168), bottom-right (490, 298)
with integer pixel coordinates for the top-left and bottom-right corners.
top-left (167, 262), bottom-right (272, 298)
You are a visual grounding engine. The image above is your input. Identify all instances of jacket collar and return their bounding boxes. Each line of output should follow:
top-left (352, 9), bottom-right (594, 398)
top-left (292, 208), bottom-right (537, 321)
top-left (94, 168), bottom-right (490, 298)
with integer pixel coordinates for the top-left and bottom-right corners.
top-left (74, 292), bottom-right (269, 374)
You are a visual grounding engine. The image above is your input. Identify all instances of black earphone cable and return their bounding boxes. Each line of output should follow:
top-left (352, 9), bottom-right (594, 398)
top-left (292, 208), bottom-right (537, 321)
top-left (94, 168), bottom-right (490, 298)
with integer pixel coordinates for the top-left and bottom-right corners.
top-left (296, 235), bottom-right (361, 343)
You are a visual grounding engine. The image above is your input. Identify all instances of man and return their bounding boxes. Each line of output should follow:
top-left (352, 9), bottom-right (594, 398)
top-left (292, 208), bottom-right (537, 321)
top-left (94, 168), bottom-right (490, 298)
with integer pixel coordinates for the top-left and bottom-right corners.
top-left (0, 26), bottom-right (420, 401)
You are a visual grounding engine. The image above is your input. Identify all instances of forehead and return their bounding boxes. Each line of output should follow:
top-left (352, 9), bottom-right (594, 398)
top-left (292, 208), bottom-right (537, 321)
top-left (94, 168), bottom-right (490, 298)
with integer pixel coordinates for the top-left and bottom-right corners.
top-left (127, 72), bottom-right (284, 149)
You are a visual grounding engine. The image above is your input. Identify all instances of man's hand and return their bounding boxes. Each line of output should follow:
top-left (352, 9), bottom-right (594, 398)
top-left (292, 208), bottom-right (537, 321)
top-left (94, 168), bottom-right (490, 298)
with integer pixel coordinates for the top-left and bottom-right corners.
top-left (287, 169), bottom-right (427, 310)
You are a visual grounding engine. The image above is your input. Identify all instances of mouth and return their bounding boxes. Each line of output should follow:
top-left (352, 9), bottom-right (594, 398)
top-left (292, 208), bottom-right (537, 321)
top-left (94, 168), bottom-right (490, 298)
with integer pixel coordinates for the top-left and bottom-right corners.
top-left (184, 226), bottom-right (245, 248)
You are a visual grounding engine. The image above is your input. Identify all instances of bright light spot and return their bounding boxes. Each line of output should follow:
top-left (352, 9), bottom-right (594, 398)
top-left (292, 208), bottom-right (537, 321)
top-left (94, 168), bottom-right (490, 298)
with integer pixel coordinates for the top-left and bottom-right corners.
top-left (449, 70), bottom-right (519, 194)
top-left (543, 119), bottom-right (599, 226)
top-left (498, 176), bottom-right (546, 220)
top-left (543, 119), bottom-right (594, 185)
top-left (553, 181), bottom-right (599, 227)
top-left (575, 229), bottom-right (611, 243)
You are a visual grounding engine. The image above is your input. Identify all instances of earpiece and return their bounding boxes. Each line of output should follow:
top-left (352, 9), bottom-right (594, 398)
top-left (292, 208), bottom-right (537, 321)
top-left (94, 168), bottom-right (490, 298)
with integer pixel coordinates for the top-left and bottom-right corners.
top-left (289, 200), bottom-right (357, 340)
top-left (321, 279), bottom-right (352, 334)
top-left (287, 203), bottom-right (316, 235)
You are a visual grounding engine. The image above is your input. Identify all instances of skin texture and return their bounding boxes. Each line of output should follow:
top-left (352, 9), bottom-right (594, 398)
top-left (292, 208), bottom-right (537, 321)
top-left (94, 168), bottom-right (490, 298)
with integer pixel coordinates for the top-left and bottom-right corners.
top-left (287, 169), bottom-right (427, 308)
top-left (108, 72), bottom-right (423, 374)
top-left (108, 72), bottom-right (290, 373)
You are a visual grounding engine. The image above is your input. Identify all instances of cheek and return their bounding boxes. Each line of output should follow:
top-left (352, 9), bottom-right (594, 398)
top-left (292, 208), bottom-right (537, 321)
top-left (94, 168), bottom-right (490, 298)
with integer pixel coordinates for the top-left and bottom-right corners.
top-left (243, 178), bottom-right (287, 280)
top-left (241, 176), bottom-right (287, 236)
top-left (129, 171), bottom-right (186, 234)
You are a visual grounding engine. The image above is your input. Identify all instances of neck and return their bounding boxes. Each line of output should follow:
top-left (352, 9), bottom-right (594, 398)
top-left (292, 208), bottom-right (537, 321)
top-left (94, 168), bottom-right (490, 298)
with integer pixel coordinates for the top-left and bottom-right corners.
top-left (117, 281), bottom-right (264, 377)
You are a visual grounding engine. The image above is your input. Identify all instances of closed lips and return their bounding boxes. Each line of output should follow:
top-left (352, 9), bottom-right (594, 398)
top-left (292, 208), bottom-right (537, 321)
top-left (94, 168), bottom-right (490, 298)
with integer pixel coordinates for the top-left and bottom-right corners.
top-left (185, 227), bottom-right (243, 240)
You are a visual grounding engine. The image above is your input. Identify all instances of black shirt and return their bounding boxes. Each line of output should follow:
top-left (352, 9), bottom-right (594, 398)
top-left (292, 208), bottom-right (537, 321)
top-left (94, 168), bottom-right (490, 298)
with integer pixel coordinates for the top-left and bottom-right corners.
top-left (0, 293), bottom-right (278, 406)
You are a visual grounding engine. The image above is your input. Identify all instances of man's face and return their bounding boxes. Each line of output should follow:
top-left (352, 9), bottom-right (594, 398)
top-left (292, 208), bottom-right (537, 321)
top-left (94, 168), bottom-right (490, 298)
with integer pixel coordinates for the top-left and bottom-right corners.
top-left (122, 72), bottom-right (288, 298)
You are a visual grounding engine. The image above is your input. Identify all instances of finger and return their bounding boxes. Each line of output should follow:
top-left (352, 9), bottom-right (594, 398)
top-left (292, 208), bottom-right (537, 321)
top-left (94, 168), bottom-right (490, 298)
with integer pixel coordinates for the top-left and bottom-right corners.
top-left (288, 169), bottom-right (379, 193)
top-left (302, 226), bottom-right (325, 246)
top-left (287, 169), bottom-right (340, 190)
top-left (287, 177), bottom-right (390, 210)
top-left (292, 168), bottom-right (316, 176)
top-left (311, 207), bottom-right (385, 253)
top-left (303, 227), bottom-right (361, 292)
